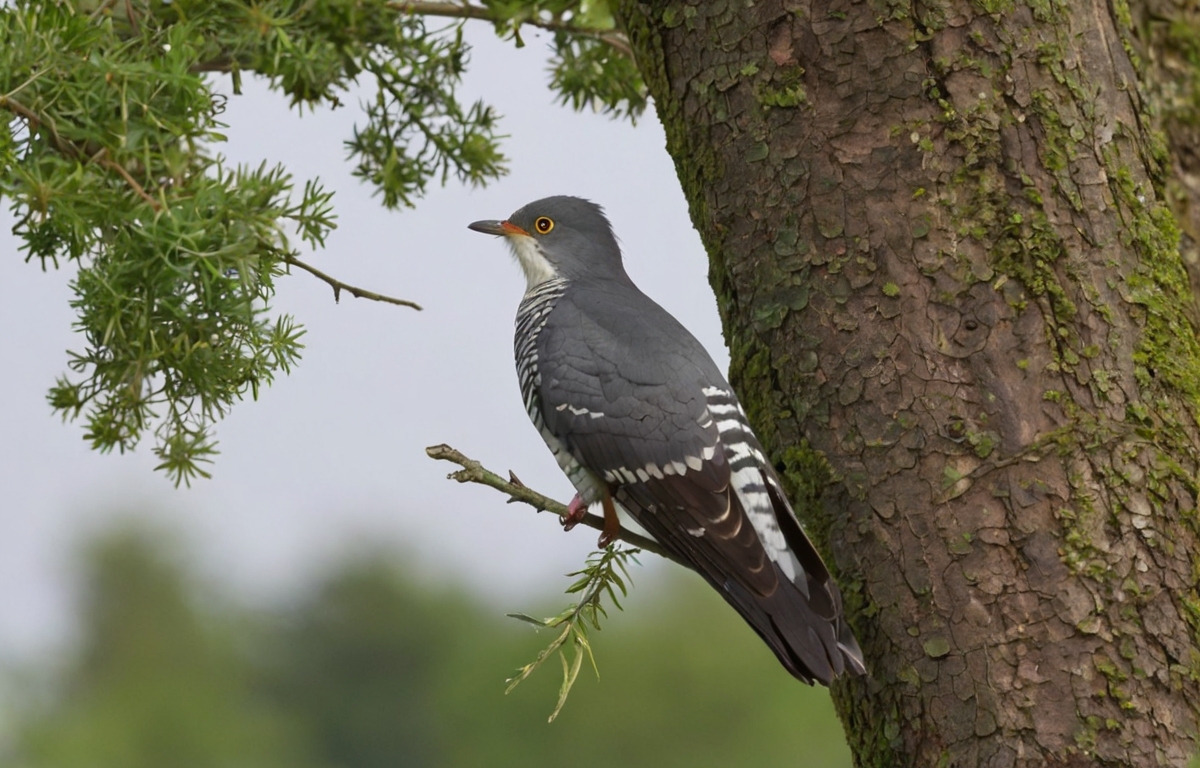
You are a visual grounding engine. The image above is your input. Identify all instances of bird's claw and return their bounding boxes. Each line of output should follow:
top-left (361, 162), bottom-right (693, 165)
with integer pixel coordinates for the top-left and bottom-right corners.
top-left (597, 489), bottom-right (621, 548)
top-left (562, 494), bottom-right (587, 531)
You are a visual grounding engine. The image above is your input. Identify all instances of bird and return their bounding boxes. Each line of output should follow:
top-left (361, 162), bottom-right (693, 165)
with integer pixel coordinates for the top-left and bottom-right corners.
top-left (468, 195), bottom-right (865, 685)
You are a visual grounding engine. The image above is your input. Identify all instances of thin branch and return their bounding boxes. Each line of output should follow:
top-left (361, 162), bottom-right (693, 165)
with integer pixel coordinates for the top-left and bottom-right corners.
top-left (88, 0), bottom-right (119, 20)
top-left (191, 55), bottom-right (235, 74)
top-left (93, 149), bottom-right (161, 210)
top-left (123, 0), bottom-right (140, 35)
top-left (389, 1), bottom-right (499, 23)
top-left (0, 94), bottom-right (162, 211)
top-left (0, 94), bottom-right (44, 130)
top-left (425, 443), bottom-right (683, 565)
top-left (193, 4), bottom-right (633, 74)
top-left (284, 255), bottom-right (423, 310)
top-left (2, 95), bottom-right (420, 307)
top-left (2, 68), bottom-right (46, 102)
top-left (389, 1), bottom-right (634, 59)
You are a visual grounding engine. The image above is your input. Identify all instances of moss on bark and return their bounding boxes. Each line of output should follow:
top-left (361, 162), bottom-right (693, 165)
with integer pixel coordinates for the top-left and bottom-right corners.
top-left (619, 0), bottom-right (1200, 765)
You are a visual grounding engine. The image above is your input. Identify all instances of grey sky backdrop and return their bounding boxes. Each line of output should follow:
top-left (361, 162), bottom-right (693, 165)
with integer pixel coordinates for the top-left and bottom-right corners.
top-left (0, 25), bottom-right (726, 660)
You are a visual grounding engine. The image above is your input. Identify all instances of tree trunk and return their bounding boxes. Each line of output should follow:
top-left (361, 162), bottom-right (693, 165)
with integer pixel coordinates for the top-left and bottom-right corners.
top-left (617, 1), bottom-right (1200, 765)
top-left (1130, 0), bottom-right (1200, 324)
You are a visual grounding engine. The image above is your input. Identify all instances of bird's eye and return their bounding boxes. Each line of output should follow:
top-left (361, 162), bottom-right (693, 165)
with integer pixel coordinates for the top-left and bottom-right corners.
top-left (534, 216), bottom-right (554, 234)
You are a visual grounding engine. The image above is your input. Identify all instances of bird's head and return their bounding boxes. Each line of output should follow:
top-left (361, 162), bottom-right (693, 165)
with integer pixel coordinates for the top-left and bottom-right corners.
top-left (468, 196), bottom-right (627, 289)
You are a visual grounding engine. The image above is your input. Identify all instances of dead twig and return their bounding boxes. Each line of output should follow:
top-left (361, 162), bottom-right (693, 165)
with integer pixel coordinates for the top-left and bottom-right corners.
top-left (284, 256), bottom-right (423, 310)
top-left (425, 443), bottom-right (681, 565)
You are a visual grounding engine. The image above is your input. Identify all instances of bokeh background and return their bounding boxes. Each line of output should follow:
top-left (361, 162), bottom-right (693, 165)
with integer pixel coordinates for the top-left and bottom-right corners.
top-left (0, 22), bottom-right (853, 766)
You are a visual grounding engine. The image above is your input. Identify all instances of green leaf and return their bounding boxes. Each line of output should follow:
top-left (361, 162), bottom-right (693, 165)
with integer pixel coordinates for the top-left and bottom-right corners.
top-left (506, 612), bottom-right (552, 628)
top-left (506, 545), bottom-right (640, 719)
top-left (548, 638), bottom-right (587, 722)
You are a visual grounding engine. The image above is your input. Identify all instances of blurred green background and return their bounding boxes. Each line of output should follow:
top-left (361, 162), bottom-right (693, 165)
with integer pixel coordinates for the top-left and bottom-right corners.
top-left (1, 522), bottom-right (853, 768)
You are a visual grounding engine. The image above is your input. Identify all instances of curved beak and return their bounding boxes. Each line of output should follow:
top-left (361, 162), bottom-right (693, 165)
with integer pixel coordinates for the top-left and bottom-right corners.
top-left (467, 219), bottom-right (528, 237)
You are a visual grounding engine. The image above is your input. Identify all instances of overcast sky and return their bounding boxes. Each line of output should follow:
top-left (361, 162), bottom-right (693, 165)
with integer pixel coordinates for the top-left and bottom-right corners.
top-left (0, 25), bottom-right (725, 660)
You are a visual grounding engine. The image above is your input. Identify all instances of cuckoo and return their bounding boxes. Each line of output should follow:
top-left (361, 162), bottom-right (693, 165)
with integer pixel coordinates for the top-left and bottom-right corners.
top-left (469, 196), bottom-right (865, 684)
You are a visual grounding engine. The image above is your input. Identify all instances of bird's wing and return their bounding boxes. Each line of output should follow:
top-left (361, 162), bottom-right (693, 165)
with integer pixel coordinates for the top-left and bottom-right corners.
top-left (537, 293), bottom-right (863, 683)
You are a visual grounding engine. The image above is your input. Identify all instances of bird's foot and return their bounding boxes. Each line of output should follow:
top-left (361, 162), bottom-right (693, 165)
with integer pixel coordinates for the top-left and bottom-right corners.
top-left (561, 494), bottom-right (588, 531)
top-left (597, 527), bottom-right (618, 549)
top-left (596, 489), bottom-right (621, 549)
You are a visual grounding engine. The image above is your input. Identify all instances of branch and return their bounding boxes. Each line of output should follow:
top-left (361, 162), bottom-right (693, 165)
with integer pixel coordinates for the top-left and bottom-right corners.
top-left (191, 3), bottom-right (634, 73)
top-left (425, 443), bottom-right (683, 565)
top-left (0, 94), bottom-right (162, 211)
top-left (190, 55), bottom-right (236, 74)
top-left (389, 1), bottom-right (634, 59)
top-left (93, 149), bottom-right (161, 210)
top-left (3, 90), bottom-right (419, 307)
top-left (88, 0), bottom-right (119, 20)
top-left (284, 256), bottom-right (423, 310)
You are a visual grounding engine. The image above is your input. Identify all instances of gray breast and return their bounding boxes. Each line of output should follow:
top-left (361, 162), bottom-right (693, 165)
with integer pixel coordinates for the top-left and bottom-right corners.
top-left (513, 279), bottom-right (603, 501)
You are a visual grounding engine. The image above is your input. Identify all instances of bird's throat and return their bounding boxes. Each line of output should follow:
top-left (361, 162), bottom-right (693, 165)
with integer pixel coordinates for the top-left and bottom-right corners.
top-left (506, 235), bottom-right (559, 290)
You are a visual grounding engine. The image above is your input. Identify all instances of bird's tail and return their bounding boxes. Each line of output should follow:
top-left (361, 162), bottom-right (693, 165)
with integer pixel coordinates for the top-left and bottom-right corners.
top-left (624, 474), bottom-right (866, 685)
top-left (760, 473), bottom-right (867, 683)
top-left (720, 560), bottom-right (863, 685)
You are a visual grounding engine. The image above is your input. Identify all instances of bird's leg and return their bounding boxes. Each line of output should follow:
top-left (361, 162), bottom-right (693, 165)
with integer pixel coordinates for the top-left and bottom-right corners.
top-left (561, 493), bottom-right (588, 531)
top-left (596, 488), bottom-right (621, 549)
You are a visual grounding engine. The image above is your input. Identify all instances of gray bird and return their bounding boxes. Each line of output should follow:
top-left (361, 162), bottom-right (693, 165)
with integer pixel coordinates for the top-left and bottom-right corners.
top-left (469, 196), bottom-right (865, 684)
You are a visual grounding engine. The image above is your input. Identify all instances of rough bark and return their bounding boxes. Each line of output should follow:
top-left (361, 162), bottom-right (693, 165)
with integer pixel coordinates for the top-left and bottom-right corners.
top-left (1130, 0), bottom-right (1200, 323)
top-left (617, 0), bottom-right (1200, 765)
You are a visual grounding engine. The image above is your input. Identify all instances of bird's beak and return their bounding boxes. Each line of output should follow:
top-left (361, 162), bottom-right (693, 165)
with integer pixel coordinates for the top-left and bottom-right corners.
top-left (467, 219), bottom-right (529, 237)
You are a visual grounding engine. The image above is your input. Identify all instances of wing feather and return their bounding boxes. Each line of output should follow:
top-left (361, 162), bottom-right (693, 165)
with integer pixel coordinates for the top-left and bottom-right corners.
top-left (535, 287), bottom-right (863, 683)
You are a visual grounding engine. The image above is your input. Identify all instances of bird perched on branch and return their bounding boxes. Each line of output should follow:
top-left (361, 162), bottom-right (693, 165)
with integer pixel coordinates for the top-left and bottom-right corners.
top-left (468, 196), bottom-right (865, 684)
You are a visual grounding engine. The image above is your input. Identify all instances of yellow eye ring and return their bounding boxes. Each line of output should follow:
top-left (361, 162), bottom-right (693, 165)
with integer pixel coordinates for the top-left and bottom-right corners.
top-left (534, 216), bottom-right (554, 234)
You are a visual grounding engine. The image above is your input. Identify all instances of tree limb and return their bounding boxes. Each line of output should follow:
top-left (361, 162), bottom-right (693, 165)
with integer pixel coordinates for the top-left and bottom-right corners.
top-left (191, 4), bottom-right (633, 76)
top-left (2, 95), bottom-right (421, 307)
top-left (425, 443), bottom-right (683, 565)
top-left (389, 1), bottom-right (634, 59)
top-left (284, 256), bottom-right (423, 310)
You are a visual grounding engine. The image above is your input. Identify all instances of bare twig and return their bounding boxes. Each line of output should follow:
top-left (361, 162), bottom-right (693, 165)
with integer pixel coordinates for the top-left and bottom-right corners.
top-left (389, 1), bottom-right (634, 59)
top-left (425, 443), bottom-right (682, 565)
top-left (284, 256), bottom-right (423, 310)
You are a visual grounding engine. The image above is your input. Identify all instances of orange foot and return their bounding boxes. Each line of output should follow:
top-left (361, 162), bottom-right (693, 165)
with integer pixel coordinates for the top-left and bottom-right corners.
top-left (597, 488), bottom-right (621, 549)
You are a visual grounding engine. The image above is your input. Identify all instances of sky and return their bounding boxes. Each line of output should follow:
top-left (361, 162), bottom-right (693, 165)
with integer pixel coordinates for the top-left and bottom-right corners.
top-left (0, 25), bottom-right (725, 660)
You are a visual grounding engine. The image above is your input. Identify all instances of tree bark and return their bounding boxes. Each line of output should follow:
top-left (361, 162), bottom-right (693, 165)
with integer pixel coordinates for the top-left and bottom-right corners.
top-left (1129, 0), bottom-right (1200, 324)
top-left (617, 1), bottom-right (1200, 765)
